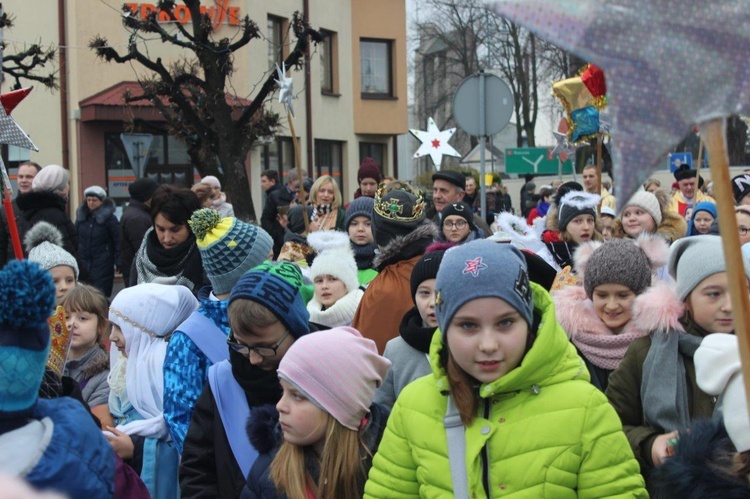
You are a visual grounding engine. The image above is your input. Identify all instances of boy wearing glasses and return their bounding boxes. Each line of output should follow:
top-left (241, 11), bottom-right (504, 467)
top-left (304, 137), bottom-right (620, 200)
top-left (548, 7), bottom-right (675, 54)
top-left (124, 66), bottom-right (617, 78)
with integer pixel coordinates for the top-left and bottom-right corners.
top-left (439, 202), bottom-right (480, 244)
top-left (180, 261), bottom-right (314, 499)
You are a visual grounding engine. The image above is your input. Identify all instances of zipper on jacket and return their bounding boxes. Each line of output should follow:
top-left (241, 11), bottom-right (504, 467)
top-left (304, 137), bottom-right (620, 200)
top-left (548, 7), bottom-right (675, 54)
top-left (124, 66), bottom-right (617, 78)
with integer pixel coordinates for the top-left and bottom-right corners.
top-left (481, 398), bottom-right (491, 498)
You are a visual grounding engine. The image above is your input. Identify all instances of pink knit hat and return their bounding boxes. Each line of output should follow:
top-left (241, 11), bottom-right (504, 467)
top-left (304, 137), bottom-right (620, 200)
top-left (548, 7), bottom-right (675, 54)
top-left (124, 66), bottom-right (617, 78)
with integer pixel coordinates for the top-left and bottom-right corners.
top-left (277, 327), bottom-right (391, 430)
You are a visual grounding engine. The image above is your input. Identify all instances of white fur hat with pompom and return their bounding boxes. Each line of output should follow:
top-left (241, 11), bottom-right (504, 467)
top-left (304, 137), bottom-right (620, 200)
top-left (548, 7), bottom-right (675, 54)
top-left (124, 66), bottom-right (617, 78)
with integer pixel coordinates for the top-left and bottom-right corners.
top-left (307, 231), bottom-right (359, 293)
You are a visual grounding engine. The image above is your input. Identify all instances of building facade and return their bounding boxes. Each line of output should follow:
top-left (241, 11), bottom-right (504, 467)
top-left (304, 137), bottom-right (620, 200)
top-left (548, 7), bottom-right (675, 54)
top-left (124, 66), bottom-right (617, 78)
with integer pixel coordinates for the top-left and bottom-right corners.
top-left (4, 0), bottom-right (407, 216)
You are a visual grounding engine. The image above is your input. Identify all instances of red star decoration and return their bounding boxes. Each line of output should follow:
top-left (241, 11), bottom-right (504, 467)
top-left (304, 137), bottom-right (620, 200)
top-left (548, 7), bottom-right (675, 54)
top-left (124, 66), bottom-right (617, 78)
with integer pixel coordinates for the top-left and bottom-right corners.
top-left (463, 257), bottom-right (488, 277)
top-left (431, 138), bottom-right (441, 148)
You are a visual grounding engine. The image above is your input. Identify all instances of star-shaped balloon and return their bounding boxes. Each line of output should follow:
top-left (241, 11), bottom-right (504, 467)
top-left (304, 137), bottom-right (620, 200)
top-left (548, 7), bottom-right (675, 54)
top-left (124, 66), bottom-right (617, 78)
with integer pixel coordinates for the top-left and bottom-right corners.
top-left (274, 63), bottom-right (295, 117)
top-left (490, 0), bottom-right (750, 206)
top-left (410, 117), bottom-right (461, 170)
top-left (550, 130), bottom-right (583, 162)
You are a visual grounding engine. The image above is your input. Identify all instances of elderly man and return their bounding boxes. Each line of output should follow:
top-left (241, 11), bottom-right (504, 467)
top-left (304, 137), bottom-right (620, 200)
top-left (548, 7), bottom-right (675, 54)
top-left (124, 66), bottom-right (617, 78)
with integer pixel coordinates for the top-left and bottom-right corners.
top-left (427, 171), bottom-right (491, 237)
top-left (581, 164), bottom-right (616, 210)
top-left (0, 161), bottom-right (41, 267)
top-left (668, 164), bottom-right (715, 218)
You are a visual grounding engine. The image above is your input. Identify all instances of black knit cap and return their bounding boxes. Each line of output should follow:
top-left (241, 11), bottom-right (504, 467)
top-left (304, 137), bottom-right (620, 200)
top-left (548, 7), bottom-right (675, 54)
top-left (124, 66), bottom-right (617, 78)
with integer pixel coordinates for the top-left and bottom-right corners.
top-left (440, 202), bottom-right (474, 229)
top-left (732, 174), bottom-right (750, 205)
top-left (410, 249), bottom-right (447, 301)
top-left (552, 181), bottom-right (583, 208)
top-left (129, 177), bottom-right (160, 203)
top-left (432, 170), bottom-right (466, 190)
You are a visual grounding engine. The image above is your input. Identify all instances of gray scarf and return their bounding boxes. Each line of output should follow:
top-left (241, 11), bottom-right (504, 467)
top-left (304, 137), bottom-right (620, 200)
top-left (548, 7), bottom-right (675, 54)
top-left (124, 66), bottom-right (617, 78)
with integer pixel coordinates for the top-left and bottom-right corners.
top-left (641, 331), bottom-right (704, 432)
top-left (134, 228), bottom-right (197, 290)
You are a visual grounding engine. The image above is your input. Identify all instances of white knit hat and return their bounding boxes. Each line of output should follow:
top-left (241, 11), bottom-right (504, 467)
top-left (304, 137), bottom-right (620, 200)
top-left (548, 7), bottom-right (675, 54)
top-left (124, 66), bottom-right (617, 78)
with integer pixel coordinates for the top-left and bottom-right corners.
top-left (32, 164), bottom-right (69, 193)
top-left (694, 333), bottom-right (750, 452)
top-left (24, 222), bottom-right (79, 279)
top-left (622, 189), bottom-right (662, 226)
top-left (308, 231), bottom-right (359, 293)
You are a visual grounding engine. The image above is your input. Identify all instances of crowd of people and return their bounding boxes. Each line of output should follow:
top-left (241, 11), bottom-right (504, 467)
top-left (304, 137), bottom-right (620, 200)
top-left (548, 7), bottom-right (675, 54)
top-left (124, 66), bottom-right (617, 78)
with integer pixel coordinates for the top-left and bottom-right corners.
top-left (1, 157), bottom-right (749, 498)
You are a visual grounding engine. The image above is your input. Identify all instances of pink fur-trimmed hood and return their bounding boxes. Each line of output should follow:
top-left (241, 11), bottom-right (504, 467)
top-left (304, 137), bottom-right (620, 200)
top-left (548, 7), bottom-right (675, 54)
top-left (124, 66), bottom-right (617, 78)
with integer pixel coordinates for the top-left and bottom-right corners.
top-left (554, 280), bottom-right (685, 339)
top-left (630, 281), bottom-right (685, 333)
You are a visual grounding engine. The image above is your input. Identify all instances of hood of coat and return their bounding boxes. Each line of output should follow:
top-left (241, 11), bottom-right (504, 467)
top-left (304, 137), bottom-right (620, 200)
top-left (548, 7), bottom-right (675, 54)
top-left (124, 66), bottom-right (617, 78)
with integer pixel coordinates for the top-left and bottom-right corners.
top-left (16, 190), bottom-right (67, 219)
top-left (76, 197), bottom-right (116, 225)
top-left (429, 282), bottom-right (589, 397)
top-left (650, 418), bottom-right (750, 498)
top-left (373, 222), bottom-right (438, 271)
top-left (612, 211), bottom-right (687, 243)
top-left (554, 281), bottom-right (684, 339)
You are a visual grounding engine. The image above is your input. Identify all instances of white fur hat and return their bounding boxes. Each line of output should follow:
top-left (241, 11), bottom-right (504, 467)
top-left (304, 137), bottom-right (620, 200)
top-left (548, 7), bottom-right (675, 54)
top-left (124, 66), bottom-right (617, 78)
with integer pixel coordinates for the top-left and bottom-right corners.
top-left (308, 231), bottom-right (359, 293)
top-left (694, 333), bottom-right (749, 452)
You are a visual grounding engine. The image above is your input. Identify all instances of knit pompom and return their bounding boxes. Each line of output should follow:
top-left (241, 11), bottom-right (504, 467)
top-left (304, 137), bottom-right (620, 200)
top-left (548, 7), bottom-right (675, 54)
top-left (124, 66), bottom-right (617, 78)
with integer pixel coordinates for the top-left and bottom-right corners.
top-left (23, 221), bottom-right (64, 253)
top-left (307, 230), bottom-right (350, 254)
top-left (188, 208), bottom-right (222, 240)
top-left (0, 260), bottom-right (56, 329)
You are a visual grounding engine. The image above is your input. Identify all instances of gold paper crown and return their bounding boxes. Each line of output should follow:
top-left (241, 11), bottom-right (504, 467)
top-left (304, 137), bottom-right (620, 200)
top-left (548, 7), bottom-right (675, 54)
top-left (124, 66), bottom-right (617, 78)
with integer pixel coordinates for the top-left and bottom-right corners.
top-left (373, 183), bottom-right (425, 222)
top-left (46, 306), bottom-right (72, 379)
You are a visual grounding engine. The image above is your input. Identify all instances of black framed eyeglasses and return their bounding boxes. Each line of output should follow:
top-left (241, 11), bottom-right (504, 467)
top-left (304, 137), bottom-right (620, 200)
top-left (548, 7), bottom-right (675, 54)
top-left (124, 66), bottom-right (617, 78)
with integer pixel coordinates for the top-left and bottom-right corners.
top-left (444, 220), bottom-right (467, 230)
top-left (740, 226), bottom-right (750, 236)
top-left (227, 330), bottom-right (291, 358)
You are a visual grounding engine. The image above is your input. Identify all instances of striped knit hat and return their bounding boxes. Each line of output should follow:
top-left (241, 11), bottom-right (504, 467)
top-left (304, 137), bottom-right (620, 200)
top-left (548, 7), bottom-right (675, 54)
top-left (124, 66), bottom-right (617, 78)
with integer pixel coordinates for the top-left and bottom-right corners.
top-left (277, 327), bottom-right (391, 430)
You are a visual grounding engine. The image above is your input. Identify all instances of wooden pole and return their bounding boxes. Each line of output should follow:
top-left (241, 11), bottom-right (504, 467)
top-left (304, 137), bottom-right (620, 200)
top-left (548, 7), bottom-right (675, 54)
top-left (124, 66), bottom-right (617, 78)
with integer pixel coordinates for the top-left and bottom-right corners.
top-left (286, 110), bottom-right (309, 233)
top-left (695, 137), bottom-right (704, 192)
top-left (699, 117), bottom-right (750, 414)
top-left (596, 132), bottom-right (603, 212)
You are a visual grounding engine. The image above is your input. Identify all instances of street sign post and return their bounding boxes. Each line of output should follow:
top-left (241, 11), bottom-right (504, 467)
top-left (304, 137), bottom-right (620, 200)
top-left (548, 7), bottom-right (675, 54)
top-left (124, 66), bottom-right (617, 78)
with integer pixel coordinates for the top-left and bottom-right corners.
top-left (505, 147), bottom-right (574, 174)
top-left (453, 72), bottom-right (514, 219)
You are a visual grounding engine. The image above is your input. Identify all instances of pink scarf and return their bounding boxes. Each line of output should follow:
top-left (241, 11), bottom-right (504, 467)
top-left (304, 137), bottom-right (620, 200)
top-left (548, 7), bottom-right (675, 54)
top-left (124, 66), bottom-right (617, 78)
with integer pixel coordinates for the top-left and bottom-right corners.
top-left (572, 329), bottom-right (649, 370)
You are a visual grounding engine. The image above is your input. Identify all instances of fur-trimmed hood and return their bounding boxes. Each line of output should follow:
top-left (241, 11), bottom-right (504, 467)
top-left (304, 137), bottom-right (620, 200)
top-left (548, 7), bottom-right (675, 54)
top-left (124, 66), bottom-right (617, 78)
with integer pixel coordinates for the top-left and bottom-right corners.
top-left (651, 418), bottom-right (750, 498)
top-left (76, 197), bottom-right (116, 225)
top-left (16, 190), bottom-right (68, 219)
top-left (373, 222), bottom-right (438, 271)
top-left (554, 281), bottom-right (685, 339)
top-left (612, 210), bottom-right (687, 243)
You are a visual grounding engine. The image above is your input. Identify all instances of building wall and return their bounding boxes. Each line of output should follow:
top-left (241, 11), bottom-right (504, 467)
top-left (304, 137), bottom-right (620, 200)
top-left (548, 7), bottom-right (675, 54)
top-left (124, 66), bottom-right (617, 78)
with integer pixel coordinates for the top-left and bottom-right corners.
top-left (4, 0), bottom-right (407, 217)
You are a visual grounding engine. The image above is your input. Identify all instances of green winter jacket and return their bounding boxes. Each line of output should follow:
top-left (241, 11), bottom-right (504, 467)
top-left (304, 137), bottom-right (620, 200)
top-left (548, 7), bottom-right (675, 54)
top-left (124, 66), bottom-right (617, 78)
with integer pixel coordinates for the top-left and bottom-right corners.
top-left (364, 284), bottom-right (647, 499)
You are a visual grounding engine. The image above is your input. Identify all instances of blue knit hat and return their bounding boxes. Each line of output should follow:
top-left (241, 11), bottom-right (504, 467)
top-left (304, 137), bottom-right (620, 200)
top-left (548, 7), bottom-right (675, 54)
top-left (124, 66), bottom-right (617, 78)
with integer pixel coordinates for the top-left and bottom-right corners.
top-left (189, 209), bottom-right (273, 295)
top-left (345, 196), bottom-right (375, 229)
top-left (0, 260), bottom-right (56, 415)
top-left (229, 261), bottom-right (310, 337)
top-left (687, 201), bottom-right (717, 236)
top-left (435, 240), bottom-right (534, 335)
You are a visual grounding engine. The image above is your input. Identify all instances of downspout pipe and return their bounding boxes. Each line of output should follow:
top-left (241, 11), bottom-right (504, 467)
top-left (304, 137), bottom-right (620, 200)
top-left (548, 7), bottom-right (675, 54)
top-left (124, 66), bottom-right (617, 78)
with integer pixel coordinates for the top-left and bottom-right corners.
top-left (304, 0), bottom-right (313, 178)
top-left (58, 0), bottom-right (69, 172)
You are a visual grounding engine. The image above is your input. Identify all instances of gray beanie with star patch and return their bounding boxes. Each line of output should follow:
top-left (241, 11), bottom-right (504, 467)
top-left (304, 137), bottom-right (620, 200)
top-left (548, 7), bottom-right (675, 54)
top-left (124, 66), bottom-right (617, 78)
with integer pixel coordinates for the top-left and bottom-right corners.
top-left (435, 239), bottom-right (534, 336)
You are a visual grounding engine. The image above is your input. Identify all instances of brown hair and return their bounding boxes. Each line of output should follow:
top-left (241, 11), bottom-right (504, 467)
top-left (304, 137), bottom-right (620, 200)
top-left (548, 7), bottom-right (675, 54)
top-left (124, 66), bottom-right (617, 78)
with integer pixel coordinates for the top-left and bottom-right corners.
top-left (228, 299), bottom-right (279, 335)
top-left (59, 283), bottom-right (109, 344)
top-left (270, 413), bottom-right (367, 499)
top-left (444, 314), bottom-right (538, 425)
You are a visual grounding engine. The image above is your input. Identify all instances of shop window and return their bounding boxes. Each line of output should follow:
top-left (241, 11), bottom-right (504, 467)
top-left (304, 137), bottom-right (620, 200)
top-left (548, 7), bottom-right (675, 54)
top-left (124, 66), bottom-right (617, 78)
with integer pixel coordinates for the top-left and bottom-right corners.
top-left (260, 136), bottom-right (295, 181)
top-left (314, 139), bottom-right (344, 192)
top-left (359, 142), bottom-right (386, 172)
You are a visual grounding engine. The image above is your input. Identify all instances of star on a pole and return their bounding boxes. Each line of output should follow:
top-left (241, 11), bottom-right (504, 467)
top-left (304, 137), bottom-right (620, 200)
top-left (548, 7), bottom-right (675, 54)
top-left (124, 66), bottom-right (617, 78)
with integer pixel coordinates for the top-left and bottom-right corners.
top-left (550, 130), bottom-right (582, 162)
top-left (491, 0), bottom-right (750, 206)
top-left (410, 117), bottom-right (461, 170)
top-left (274, 63), bottom-right (295, 117)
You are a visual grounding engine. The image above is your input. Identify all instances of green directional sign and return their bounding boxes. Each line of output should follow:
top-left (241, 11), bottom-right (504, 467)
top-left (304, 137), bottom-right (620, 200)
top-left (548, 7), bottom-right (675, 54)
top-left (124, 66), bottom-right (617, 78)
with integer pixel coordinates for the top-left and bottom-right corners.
top-left (505, 147), bottom-right (574, 174)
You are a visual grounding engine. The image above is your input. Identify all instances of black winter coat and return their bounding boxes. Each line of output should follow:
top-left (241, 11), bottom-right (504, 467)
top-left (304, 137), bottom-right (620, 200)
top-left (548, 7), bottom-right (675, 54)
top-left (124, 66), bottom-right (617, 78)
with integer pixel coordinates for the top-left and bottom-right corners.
top-left (76, 199), bottom-right (120, 296)
top-left (241, 403), bottom-right (391, 499)
top-left (180, 382), bottom-right (248, 499)
top-left (119, 200), bottom-right (152, 287)
top-left (16, 191), bottom-right (78, 256)
top-left (0, 198), bottom-right (31, 267)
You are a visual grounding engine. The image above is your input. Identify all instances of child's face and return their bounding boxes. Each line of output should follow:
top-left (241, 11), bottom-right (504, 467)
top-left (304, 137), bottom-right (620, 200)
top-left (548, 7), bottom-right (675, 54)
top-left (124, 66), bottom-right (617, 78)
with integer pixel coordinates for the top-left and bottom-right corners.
top-left (348, 216), bottom-right (374, 245)
top-left (600, 215), bottom-right (614, 241)
top-left (276, 379), bottom-right (328, 448)
top-left (313, 274), bottom-right (348, 308)
top-left (415, 279), bottom-right (437, 328)
top-left (443, 215), bottom-right (471, 243)
top-left (692, 211), bottom-right (714, 234)
top-left (109, 324), bottom-right (127, 357)
top-left (592, 284), bottom-right (636, 333)
top-left (232, 320), bottom-right (293, 371)
top-left (50, 265), bottom-right (76, 303)
top-left (686, 272), bottom-right (735, 333)
top-left (622, 206), bottom-right (656, 238)
top-left (566, 214), bottom-right (595, 244)
top-left (446, 297), bottom-right (529, 383)
top-left (66, 311), bottom-right (101, 354)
